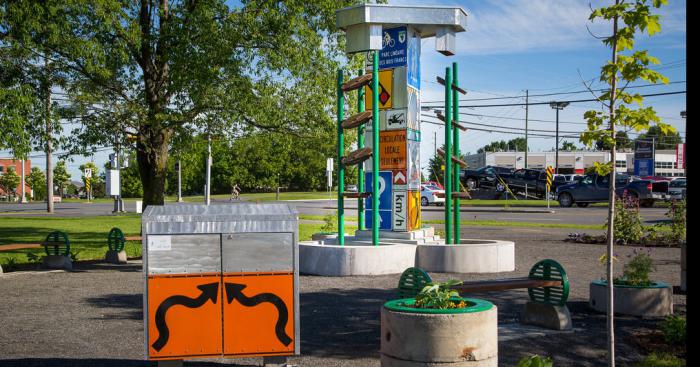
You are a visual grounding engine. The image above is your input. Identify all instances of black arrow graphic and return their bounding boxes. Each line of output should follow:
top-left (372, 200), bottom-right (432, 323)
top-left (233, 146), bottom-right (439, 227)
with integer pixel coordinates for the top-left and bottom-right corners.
top-left (225, 282), bottom-right (293, 346)
top-left (151, 282), bottom-right (219, 352)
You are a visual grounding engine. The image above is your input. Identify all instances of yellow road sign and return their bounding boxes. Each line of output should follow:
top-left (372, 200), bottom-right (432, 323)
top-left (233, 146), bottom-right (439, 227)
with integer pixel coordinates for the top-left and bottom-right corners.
top-left (365, 69), bottom-right (393, 110)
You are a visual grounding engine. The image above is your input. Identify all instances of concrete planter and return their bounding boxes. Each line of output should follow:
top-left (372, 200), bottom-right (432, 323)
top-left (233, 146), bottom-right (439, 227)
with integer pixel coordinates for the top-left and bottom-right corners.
top-left (381, 298), bottom-right (497, 366)
top-left (589, 280), bottom-right (673, 317)
top-left (416, 240), bottom-right (514, 273)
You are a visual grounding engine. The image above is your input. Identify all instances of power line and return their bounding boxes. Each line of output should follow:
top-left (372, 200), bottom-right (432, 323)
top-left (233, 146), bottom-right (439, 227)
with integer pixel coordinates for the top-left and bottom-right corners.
top-left (422, 81), bottom-right (685, 104)
top-left (423, 91), bottom-right (686, 109)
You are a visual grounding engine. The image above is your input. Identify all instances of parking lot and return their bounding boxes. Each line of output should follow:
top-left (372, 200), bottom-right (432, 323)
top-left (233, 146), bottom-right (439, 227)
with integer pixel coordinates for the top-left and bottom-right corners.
top-left (0, 226), bottom-right (684, 367)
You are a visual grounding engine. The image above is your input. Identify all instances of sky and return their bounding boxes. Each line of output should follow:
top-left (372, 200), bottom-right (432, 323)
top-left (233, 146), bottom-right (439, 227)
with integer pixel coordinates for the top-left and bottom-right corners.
top-left (2, 0), bottom-right (686, 180)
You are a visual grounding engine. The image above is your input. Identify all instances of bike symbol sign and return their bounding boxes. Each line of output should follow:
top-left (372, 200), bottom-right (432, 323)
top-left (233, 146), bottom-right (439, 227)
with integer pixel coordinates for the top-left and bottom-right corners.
top-left (378, 26), bottom-right (408, 69)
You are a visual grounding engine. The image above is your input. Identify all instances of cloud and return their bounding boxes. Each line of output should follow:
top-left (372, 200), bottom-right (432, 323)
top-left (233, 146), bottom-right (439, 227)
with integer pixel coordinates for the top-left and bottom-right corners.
top-left (391, 0), bottom-right (686, 55)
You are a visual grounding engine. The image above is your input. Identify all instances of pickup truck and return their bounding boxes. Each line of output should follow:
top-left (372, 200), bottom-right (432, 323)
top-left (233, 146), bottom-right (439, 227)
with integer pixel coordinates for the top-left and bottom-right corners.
top-left (504, 168), bottom-right (548, 198)
top-left (460, 165), bottom-right (514, 190)
top-left (622, 179), bottom-right (670, 207)
top-left (555, 174), bottom-right (633, 207)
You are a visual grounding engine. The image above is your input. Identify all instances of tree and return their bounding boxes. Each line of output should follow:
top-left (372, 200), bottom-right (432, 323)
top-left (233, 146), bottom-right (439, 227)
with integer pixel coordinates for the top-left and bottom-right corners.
top-left (580, 1), bottom-right (674, 365)
top-left (595, 130), bottom-right (634, 150)
top-left (0, 167), bottom-right (21, 200)
top-left (25, 166), bottom-right (46, 201)
top-left (560, 141), bottom-right (578, 151)
top-left (636, 125), bottom-right (682, 150)
top-left (477, 138), bottom-right (525, 153)
top-left (53, 161), bottom-right (71, 197)
top-left (427, 145), bottom-right (446, 183)
top-left (2, 0), bottom-right (358, 208)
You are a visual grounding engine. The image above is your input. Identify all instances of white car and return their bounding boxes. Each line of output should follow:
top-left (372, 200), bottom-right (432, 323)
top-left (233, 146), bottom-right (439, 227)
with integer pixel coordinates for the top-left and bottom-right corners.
top-left (420, 184), bottom-right (445, 206)
top-left (668, 179), bottom-right (686, 200)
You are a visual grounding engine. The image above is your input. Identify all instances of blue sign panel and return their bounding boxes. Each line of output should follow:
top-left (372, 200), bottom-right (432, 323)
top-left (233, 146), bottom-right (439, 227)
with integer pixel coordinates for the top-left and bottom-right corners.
top-left (365, 209), bottom-right (392, 230)
top-left (379, 27), bottom-right (408, 70)
top-left (634, 159), bottom-right (654, 176)
top-left (364, 171), bottom-right (393, 210)
top-left (407, 30), bottom-right (421, 90)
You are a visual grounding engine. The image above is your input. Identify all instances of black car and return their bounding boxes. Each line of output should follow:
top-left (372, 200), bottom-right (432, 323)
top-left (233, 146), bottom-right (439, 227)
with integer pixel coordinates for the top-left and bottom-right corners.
top-left (461, 165), bottom-right (514, 190)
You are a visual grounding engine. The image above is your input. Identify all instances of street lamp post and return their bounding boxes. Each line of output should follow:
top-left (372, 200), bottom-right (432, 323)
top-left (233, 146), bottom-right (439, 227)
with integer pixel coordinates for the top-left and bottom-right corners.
top-left (550, 101), bottom-right (570, 174)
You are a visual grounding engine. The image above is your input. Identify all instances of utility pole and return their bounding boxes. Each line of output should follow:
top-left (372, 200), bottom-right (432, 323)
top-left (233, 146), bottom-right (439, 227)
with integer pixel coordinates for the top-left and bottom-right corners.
top-left (20, 159), bottom-right (26, 203)
top-left (177, 159), bottom-right (183, 202)
top-left (524, 90), bottom-right (529, 168)
top-left (550, 101), bottom-right (569, 174)
top-left (205, 130), bottom-right (212, 205)
top-left (45, 55), bottom-right (54, 214)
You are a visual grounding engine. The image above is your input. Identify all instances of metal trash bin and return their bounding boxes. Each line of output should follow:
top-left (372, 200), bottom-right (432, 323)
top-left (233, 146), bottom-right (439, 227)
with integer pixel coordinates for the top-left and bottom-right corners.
top-left (142, 203), bottom-right (299, 361)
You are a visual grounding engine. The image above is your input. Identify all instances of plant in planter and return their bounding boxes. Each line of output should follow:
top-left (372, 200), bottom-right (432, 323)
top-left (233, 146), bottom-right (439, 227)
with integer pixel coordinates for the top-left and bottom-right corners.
top-left (589, 248), bottom-right (672, 317)
top-left (381, 278), bottom-right (498, 366)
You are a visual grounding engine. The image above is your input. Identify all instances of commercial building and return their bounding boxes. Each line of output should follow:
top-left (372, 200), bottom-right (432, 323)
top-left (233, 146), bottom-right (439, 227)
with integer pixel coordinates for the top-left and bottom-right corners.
top-left (0, 158), bottom-right (32, 197)
top-left (464, 150), bottom-right (686, 177)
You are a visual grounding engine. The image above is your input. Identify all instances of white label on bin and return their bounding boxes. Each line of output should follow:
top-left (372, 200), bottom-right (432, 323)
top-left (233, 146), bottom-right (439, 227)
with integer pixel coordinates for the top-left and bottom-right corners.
top-left (148, 235), bottom-right (171, 251)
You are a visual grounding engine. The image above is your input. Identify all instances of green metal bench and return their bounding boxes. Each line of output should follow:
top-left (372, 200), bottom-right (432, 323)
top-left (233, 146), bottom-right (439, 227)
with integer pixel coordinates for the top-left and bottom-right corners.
top-left (107, 227), bottom-right (126, 252)
top-left (397, 259), bottom-right (569, 306)
top-left (42, 231), bottom-right (71, 257)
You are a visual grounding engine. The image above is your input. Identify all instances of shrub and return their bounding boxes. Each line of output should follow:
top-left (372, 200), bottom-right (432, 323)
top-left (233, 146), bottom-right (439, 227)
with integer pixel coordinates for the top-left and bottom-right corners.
top-left (660, 315), bottom-right (686, 345)
top-left (615, 248), bottom-right (654, 286)
top-left (320, 211), bottom-right (338, 233)
top-left (414, 280), bottom-right (465, 309)
top-left (517, 355), bottom-right (553, 367)
top-left (666, 199), bottom-right (686, 244)
top-left (635, 353), bottom-right (685, 367)
top-left (3, 257), bottom-right (17, 271)
top-left (608, 198), bottom-right (644, 245)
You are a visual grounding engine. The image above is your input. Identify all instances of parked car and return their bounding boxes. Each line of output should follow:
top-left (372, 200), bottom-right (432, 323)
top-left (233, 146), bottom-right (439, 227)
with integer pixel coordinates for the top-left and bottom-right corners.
top-left (668, 178), bottom-right (686, 200)
top-left (623, 179), bottom-right (670, 207)
top-left (555, 173), bottom-right (633, 207)
top-left (420, 184), bottom-right (445, 206)
top-left (461, 165), bottom-right (514, 190)
top-left (346, 184), bottom-right (358, 192)
top-left (422, 181), bottom-right (444, 190)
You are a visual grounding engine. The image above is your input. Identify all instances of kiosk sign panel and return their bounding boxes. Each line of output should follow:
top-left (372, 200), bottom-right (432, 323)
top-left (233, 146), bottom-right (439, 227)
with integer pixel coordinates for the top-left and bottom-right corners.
top-left (143, 204), bottom-right (299, 361)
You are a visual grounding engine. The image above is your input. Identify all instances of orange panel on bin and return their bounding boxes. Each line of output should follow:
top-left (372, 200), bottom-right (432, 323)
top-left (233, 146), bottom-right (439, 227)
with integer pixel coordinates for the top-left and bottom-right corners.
top-left (147, 275), bottom-right (223, 359)
top-left (223, 273), bottom-right (295, 356)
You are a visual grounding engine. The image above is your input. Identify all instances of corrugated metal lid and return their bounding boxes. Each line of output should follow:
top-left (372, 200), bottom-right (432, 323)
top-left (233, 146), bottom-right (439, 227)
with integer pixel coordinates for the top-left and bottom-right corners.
top-left (142, 203), bottom-right (298, 222)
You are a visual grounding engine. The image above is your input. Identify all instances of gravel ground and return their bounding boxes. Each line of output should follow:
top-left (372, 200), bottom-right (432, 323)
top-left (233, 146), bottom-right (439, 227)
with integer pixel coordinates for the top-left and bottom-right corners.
top-left (0, 227), bottom-right (684, 367)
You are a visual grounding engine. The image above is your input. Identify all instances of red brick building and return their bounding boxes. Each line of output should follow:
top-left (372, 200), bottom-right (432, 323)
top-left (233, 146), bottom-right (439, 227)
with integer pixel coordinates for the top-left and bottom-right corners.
top-left (0, 158), bottom-right (31, 197)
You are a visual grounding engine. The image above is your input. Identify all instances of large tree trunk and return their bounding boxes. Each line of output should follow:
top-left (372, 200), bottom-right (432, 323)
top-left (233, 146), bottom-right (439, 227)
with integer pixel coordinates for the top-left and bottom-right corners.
top-left (137, 123), bottom-right (172, 209)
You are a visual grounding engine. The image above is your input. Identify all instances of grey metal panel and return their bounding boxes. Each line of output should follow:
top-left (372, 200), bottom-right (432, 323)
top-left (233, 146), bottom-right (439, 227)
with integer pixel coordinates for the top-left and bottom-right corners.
top-left (147, 234), bottom-right (221, 275)
top-left (336, 4), bottom-right (468, 36)
top-left (222, 233), bottom-right (294, 273)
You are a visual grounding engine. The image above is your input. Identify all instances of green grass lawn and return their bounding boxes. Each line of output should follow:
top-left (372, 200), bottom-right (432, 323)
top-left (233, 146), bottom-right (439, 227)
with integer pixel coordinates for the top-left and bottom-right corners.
top-left (0, 215), bottom-right (342, 267)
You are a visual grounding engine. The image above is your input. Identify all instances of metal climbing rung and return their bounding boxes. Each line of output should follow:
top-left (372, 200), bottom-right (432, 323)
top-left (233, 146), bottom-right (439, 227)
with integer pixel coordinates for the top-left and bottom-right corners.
top-left (342, 74), bottom-right (372, 92)
top-left (342, 147), bottom-right (373, 166)
top-left (435, 111), bottom-right (468, 131)
top-left (341, 111), bottom-right (373, 129)
top-left (437, 148), bottom-right (468, 168)
top-left (342, 192), bottom-right (372, 199)
top-left (436, 76), bottom-right (468, 95)
top-left (452, 192), bottom-right (471, 199)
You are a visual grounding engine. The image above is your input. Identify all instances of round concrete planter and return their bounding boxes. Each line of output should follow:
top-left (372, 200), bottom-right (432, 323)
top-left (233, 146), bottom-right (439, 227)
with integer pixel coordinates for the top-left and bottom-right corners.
top-left (299, 241), bottom-right (417, 276)
top-left (381, 298), bottom-right (497, 366)
top-left (310, 232), bottom-right (338, 241)
top-left (589, 280), bottom-right (673, 317)
top-left (416, 239), bottom-right (514, 273)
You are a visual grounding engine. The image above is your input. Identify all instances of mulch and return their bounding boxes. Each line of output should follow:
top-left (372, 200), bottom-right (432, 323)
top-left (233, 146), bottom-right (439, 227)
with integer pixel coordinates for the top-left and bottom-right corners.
top-left (0, 243), bottom-right (42, 251)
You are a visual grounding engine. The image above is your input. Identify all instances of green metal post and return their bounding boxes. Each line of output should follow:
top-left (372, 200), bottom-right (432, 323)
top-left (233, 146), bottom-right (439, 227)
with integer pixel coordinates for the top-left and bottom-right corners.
top-left (357, 68), bottom-right (366, 231)
top-left (444, 67), bottom-right (453, 244)
top-left (337, 69), bottom-right (345, 246)
top-left (372, 51), bottom-right (380, 246)
top-left (452, 62), bottom-right (461, 244)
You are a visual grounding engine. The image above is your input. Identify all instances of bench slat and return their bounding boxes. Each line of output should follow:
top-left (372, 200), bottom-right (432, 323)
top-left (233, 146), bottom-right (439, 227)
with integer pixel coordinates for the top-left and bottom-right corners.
top-left (451, 278), bottom-right (562, 293)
